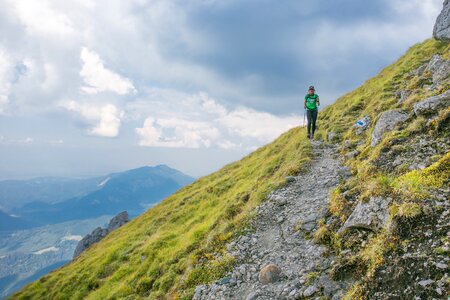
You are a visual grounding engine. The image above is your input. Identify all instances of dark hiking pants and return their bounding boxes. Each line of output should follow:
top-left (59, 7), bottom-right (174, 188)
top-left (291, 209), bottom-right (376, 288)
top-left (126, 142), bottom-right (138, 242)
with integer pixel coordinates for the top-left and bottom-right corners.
top-left (306, 108), bottom-right (318, 136)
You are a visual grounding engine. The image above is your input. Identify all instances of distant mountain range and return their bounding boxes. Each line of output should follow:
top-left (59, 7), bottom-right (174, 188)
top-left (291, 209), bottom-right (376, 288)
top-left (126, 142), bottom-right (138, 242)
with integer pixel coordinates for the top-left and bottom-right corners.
top-left (1, 165), bottom-right (194, 231)
top-left (0, 176), bottom-right (106, 212)
top-left (0, 164), bottom-right (194, 299)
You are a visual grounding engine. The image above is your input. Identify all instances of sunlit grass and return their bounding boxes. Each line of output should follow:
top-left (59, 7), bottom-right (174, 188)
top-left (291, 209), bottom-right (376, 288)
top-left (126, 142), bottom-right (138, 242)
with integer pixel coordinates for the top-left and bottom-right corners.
top-left (12, 126), bottom-right (312, 300)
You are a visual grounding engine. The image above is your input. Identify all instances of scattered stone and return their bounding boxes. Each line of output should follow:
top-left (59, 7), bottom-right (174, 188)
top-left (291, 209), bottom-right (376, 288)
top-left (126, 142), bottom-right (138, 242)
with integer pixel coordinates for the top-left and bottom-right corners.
top-left (414, 90), bottom-right (450, 117)
top-left (433, 0), bottom-right (450, 41)
top-left (218, 277), bottom-right (230, 285)
top-left (337, 166), bottom-right (352, 180)
top-left (258, 264), bottom-right (282, 284)
top-left (418, 279), bottom-right (434, 287)
top-left (303, 285), bottom-right (317, 297)
top-left (286, 176), bottom-right (296, 183)
top-left (339, 197), bottom-right (392, 233)
top-left (245, 291), bottom-right (259, 300)
top-left (371, 110), bottom-right (409, 146)
top-left (319, 274), bottom-right (340, 298)
top-left (192, 143), bottom-right (347, 299)
top-left (435, 262), bottom-right (448, 269)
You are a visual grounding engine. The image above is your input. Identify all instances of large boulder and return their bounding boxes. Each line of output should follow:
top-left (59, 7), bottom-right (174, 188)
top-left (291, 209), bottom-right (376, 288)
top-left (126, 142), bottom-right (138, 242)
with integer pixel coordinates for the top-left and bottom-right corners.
top-left (338, 197), bottom-right (392, 233)
top-left (371, 110), bottom-right (409, 147)
top-left (73, 211), bottom-right (129, 258)
top-left (434, 0), bottom-right (450, 41)
top-left (424, 55), bottom-right (450, 84)
top-left (414, 90), bottom-right (450, 116)
top-left (258, 264), bottom-right (282, 284)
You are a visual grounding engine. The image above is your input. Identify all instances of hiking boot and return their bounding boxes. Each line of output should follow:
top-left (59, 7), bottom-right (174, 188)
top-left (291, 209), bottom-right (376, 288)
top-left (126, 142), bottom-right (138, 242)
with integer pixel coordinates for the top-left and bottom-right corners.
top-left (311, 134), bottom-right (314, 140)
top-left (307, 133), bottom-right (311, 139)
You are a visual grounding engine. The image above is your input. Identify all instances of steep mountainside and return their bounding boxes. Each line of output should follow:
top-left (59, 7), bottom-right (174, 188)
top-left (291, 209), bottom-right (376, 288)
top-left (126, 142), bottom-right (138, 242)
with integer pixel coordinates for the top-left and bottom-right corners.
top-left (11, 39), bottom-right (450, 299)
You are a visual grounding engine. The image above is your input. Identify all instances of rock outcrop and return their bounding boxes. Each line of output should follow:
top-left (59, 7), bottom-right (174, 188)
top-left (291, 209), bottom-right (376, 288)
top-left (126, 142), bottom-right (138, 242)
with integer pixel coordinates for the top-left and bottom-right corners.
top-left (338, 197), bottom-right (392, 233)
top-left (424, 54), bottom-right (450, 84)
top-left (414, 90), bottom-right (450, 116)
top-left (107, 211), bottom-right (129, 231)
top-left (434, 0), bottom-right (450, 41)
top-left (73, 211), bottom-right (129, 258)
top-left (371, 110), bottom-right (409, 146)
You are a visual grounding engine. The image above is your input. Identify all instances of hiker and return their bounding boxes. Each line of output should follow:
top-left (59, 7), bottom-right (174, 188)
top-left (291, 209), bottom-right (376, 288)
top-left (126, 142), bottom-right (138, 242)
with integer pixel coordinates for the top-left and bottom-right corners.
top-left (304, 85), bottom-right (320, 139)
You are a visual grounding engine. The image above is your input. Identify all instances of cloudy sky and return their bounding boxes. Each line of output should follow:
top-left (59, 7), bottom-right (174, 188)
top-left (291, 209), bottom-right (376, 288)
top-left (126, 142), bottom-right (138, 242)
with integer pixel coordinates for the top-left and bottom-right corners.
top-left (0, 0), bottom-right (443, 179)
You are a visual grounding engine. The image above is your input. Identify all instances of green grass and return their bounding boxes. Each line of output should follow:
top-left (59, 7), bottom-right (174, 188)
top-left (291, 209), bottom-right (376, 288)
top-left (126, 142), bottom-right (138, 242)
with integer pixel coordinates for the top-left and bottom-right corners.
top-left (11, 127), bottom-right (312, 300)
top-left (12, 38), bottom-right (450, 300)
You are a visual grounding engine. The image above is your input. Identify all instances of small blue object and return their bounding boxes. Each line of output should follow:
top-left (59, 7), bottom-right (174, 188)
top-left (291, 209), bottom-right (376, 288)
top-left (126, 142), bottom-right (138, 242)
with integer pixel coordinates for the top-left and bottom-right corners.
top-left (356, 120), bottom-right (366, 127)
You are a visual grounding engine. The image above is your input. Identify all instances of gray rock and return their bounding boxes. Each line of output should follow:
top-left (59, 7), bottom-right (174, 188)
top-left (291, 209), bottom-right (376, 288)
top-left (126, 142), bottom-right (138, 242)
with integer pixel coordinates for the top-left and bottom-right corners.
top-left (107, 211), bottom-right (129, 231)
top-left (371, 110), bottom-right (409, 146)
top-left (218, 277), bottom-right (230, 285)
top-left (418, 279), bottom-right (434, 287)
top-left (435, 262), bottom-right (448, 269)
top-left (396, 90), bottom-right (412, 104)
top-left (193, 285), bottom-right (206, 300)
top-left (434, 0), bottom-right (450, 41)
top-left (303, 285), bottom-right (317, 297)
top-left (337, 166), bottom-right (352, 180)
top-left (286, 176), bottom-right (296, 183)
top-left (73, 211), bottom-right (129, 258)
top-left (424, 55), bottom-right (450, 84)
top-left (318, 274), bottom-right (340, 298)
top-left (245, 291), bottom-right (259, 300)
top-left (73, 227), bottom-right (108, 258)
top-left (414, 90), bottom-right (450, 116)
top-left (258, 264), bottom-right (282, 284)
top-left (338, 197), bottom-right (392, 233)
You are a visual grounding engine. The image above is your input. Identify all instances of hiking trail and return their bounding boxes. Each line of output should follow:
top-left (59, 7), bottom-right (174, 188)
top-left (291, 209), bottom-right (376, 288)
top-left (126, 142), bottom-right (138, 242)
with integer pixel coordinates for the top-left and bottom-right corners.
top-left (194, 141), bottom-right (349, 300)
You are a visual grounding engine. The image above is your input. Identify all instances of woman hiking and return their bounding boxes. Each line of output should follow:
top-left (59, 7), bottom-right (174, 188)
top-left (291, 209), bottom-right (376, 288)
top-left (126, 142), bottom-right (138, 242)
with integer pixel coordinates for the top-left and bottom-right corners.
top-left (304, 85), bottom-right (320, 139)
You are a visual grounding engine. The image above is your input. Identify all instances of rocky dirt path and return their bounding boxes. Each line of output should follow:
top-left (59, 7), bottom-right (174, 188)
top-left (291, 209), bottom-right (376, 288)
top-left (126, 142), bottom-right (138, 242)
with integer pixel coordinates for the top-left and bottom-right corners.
top-left (194, 141), bottom-right (349, 300)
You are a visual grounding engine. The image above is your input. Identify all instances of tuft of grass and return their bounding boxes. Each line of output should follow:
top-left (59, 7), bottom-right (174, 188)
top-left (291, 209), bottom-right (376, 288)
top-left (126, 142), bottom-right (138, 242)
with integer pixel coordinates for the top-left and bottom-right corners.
top-left (392, 152), bottom-right (450, 199)
top-left (359, 232), bottom-right (396, 277)
top-left (360, 174), bottom-right (394, 201)
top-left (329, 188), bottom-right (349, 221)
top-left (342, 282), bottom-right (365, 300)
top-left (392, 202), bottom-right (422, 219)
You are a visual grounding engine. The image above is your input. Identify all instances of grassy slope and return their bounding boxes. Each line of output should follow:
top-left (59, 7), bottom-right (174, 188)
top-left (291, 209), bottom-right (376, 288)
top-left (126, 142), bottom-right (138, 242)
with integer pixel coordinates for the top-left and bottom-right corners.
top-left (11, 127), bottom-right (312, 300)
top-left (12, 39), bottom-right (450, 299)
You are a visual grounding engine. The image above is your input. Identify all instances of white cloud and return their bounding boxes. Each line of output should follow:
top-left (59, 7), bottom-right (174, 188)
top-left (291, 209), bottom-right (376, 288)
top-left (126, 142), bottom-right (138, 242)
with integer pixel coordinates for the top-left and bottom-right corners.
top-left (133, 89), bottom-right (301, 149)
top-left (0, 49), bottom-right (13, 114)
top-left (218, 108), bottom-right (300, 142)
top-left (136, 117), bottom-right (220, 148)
top-left (19, 137), bottom-right (34, 144)
top-left (61, 100), bottom-right (123, 137)
top-left (80, 47), bottom-right (136, 95)
top-left (12, 0), bottom-right (76, 37)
